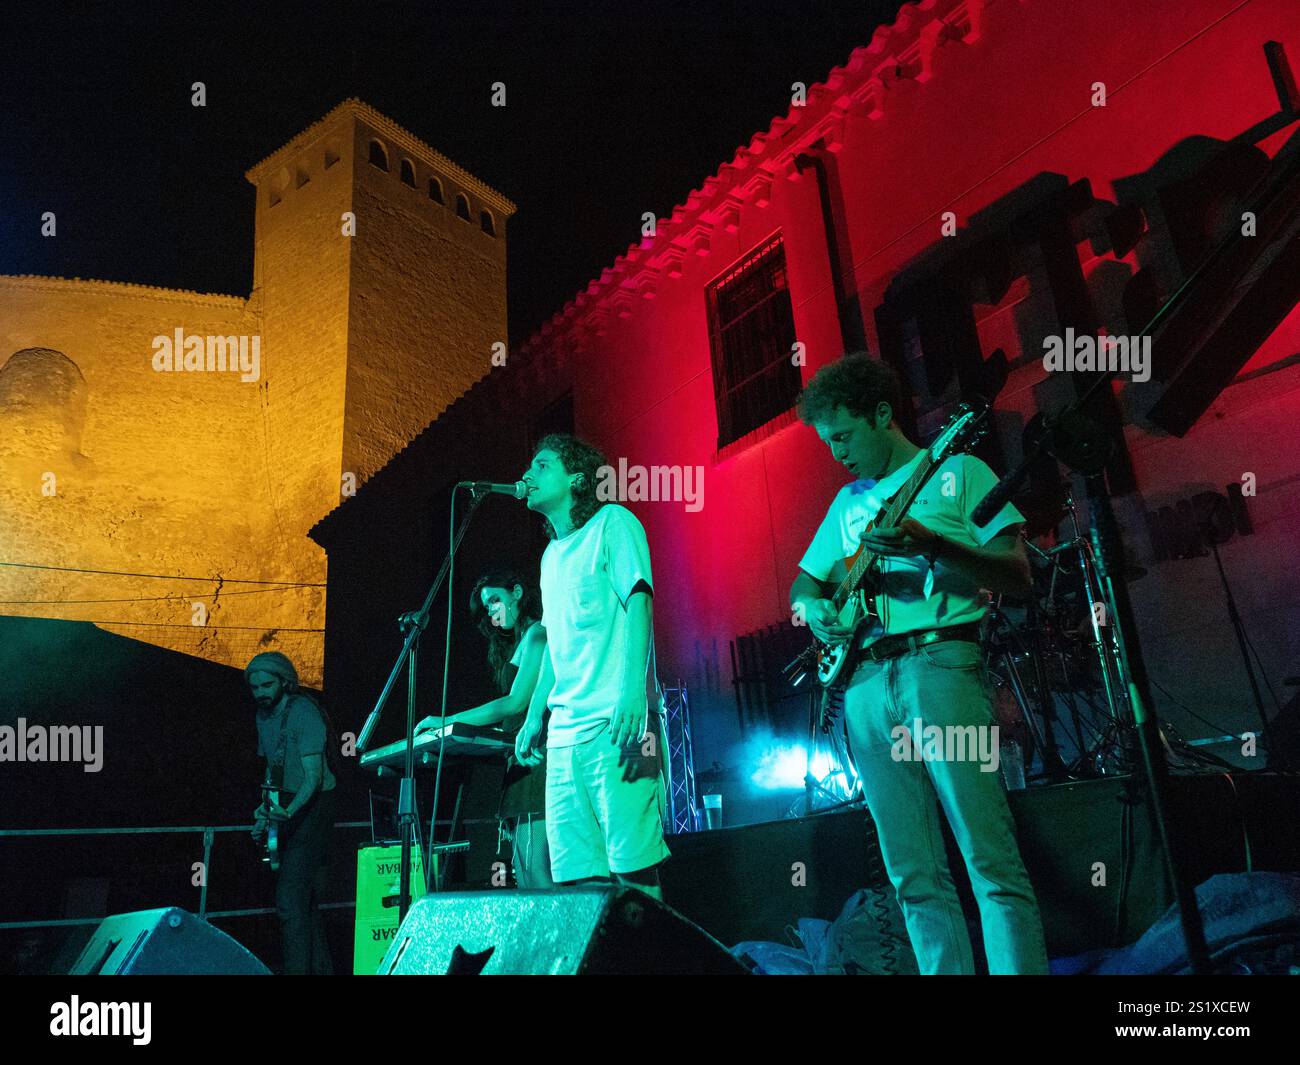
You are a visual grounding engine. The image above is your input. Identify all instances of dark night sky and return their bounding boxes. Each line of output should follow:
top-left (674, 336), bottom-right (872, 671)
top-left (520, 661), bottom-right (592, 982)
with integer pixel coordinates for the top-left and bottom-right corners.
top-left (3, 0), bottom-right (906, 345)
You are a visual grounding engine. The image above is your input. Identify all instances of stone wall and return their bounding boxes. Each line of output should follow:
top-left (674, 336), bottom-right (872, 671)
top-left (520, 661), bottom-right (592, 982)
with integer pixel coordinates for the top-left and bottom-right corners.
top-left (0, 101), bottom-right (514, 689)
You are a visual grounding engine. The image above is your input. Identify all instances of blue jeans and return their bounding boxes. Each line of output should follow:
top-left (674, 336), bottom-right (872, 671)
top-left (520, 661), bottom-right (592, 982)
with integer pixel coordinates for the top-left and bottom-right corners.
top-left (843, 638), bottom-right (1049, 975)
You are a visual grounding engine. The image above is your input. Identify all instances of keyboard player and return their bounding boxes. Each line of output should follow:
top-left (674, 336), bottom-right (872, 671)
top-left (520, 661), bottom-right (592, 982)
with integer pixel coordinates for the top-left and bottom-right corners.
top-left (415, 567), bottom-right (554, 888)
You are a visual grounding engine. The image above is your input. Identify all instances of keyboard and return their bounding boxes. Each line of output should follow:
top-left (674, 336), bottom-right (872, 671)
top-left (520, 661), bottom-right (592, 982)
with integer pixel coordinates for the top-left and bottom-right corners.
top-left (359, 722), bottom-right (514, 771)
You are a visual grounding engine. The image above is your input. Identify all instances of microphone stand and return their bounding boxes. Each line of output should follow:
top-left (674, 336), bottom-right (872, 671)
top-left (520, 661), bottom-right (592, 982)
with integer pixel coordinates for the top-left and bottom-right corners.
top-left (354, 486), bottom-right (490, 923)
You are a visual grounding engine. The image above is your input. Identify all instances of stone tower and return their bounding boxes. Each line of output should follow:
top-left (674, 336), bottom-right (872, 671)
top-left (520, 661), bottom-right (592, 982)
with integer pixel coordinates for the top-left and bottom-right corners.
top-left (244, 98), bottom-right (516, 539)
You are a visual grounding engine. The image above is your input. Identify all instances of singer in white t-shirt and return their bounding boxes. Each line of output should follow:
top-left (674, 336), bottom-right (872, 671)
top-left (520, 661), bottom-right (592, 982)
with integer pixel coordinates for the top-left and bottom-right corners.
top-left (514, 434), bottom-right (669, 897)
top-left (790, 352), bottom-right (1049, 975)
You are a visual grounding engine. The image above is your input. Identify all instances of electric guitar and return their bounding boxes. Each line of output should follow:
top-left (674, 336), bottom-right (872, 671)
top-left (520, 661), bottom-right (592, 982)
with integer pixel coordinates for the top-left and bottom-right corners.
top-left (803, 403), bottom-right (989, 711)
top-left (257, 778), bottom-right (295, 872)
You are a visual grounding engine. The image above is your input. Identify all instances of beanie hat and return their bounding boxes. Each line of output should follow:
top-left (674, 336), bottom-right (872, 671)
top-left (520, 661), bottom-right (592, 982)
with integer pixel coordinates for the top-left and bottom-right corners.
top-left (244, 651), bottom-right (299, 690)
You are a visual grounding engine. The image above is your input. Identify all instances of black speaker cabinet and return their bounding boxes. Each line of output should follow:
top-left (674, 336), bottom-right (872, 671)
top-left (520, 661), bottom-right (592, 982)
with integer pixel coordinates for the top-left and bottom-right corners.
top-left (662, 808), bottom-right (886, 948)
top-left (69, 908), bottom-right (271, 975)
top-left (379, 886), bottom-right (748, 974)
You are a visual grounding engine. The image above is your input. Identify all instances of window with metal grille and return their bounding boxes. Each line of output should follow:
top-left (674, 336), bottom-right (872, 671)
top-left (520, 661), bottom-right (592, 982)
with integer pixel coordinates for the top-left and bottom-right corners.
top-left (706, 236), bottom-right (800, 450)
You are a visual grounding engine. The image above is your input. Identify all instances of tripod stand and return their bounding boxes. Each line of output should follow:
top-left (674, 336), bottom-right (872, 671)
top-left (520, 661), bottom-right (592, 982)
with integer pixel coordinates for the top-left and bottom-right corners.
top-left (793, 686), bottom-right (862, 818)
top-left (1030, 493), bottom-right (1134, 775)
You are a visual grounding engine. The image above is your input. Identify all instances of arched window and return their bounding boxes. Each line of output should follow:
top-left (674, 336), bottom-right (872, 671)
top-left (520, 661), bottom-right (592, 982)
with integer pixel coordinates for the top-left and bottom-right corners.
top-left (456, 193), bottom-right (471, 221)
top-left (400, 159), bottom-right (416, 188)
top-left (428, 177), bottom-right (444, 204)
top-left (368, 140), bottom-right (389, 172)
top-left (480, 210), bottom-right (496, 236)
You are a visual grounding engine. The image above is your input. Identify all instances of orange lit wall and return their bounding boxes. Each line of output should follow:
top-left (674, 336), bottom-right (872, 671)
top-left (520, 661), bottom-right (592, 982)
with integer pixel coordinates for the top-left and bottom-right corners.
top-left (0, 100), bottom-right (514, 687)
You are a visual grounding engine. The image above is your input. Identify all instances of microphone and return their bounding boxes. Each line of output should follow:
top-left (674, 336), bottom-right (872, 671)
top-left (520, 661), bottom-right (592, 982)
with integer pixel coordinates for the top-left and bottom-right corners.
top-left (456, 480), bottom-right (527, 499)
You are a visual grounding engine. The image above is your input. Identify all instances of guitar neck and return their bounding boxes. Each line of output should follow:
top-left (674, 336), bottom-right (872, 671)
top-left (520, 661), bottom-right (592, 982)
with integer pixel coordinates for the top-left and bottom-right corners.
top-left (833, 452), bottom-right (937, 607)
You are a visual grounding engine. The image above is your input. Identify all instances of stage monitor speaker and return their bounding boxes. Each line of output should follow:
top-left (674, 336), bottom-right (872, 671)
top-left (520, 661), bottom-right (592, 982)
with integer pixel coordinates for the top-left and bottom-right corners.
top-left (69, 907), bottom-right (271, 975)
top-left (379, 886), bottom-right (748, 975)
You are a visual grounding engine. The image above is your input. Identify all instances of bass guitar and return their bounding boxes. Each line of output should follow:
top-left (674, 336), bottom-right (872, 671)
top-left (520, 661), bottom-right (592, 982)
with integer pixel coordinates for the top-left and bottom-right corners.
top-left (256, 778), bottom-right (295, 872)
top-left (798, 403), bottom-right (989, 717)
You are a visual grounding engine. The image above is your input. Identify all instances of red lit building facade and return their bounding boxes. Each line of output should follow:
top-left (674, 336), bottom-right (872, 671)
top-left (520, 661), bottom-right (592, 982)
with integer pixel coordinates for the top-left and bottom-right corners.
top-left (313, 0), bottom-right (1300, 780)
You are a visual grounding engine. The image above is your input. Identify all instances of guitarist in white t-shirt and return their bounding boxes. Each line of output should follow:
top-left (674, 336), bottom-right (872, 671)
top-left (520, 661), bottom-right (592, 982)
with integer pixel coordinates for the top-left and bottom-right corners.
top-left (514, 434), bottom-right (669, 899)
top-left (789, 352), bottom-right (1049, 975)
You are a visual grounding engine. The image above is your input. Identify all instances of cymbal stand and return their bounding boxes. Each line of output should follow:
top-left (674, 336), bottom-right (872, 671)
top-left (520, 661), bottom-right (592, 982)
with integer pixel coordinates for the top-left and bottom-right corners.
top-left (1064, 495), bottom-right (1131, 771)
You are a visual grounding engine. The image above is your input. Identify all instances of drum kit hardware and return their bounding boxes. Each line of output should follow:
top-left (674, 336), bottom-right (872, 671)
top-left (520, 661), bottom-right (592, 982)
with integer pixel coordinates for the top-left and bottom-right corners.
top-left (982, 492), bottom-right (1219, 784)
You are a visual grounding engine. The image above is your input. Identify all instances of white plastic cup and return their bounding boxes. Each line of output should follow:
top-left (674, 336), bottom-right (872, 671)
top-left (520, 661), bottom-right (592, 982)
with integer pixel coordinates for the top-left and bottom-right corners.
top-left (703, 793), bottom-right (723, 830)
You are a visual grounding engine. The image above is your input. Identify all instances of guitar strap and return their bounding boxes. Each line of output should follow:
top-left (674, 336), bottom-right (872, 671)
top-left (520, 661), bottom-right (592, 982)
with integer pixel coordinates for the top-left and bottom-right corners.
top-left (271, 693), bottom-right (341, 783)
top-left (269, 704), bottom-right (290, 791)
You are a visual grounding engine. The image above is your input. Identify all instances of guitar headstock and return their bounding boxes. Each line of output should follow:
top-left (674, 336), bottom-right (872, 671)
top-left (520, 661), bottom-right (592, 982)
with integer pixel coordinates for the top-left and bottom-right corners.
top-left (927, 402), bottom-right (990, 463)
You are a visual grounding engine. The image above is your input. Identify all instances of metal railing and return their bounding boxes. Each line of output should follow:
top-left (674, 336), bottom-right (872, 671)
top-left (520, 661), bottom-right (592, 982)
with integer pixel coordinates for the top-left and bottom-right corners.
top-left (0, 819), bottom-right (371, 931)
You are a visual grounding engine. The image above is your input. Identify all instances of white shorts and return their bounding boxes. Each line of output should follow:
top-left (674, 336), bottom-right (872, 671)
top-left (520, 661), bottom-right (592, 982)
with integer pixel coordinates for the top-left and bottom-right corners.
top-left (545, 728), bottom-right (670, 882)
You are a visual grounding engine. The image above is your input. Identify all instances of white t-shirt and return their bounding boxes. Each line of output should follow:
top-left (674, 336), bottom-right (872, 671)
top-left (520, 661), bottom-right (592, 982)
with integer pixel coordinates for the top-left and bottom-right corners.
top-left (799, 451), bottom-right (1024, 641)
top-left (539, 504), bottom-right (655, 748)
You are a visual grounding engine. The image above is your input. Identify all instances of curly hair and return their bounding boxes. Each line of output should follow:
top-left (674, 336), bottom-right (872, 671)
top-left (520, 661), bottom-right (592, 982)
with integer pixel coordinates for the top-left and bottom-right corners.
top-left (468, 567), bottom-right (541, 694)
top-left (532, 433), bottom-right (607, 539)
top-left (796, 351), bottom-right (903, 426)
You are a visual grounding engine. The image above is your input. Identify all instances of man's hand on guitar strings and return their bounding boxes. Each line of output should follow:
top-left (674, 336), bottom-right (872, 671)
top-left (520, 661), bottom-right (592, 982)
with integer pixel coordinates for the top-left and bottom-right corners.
top-left (859, 518), bottom-right (939, 559)
top-left (806, 599), bottom-right (854, 645)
